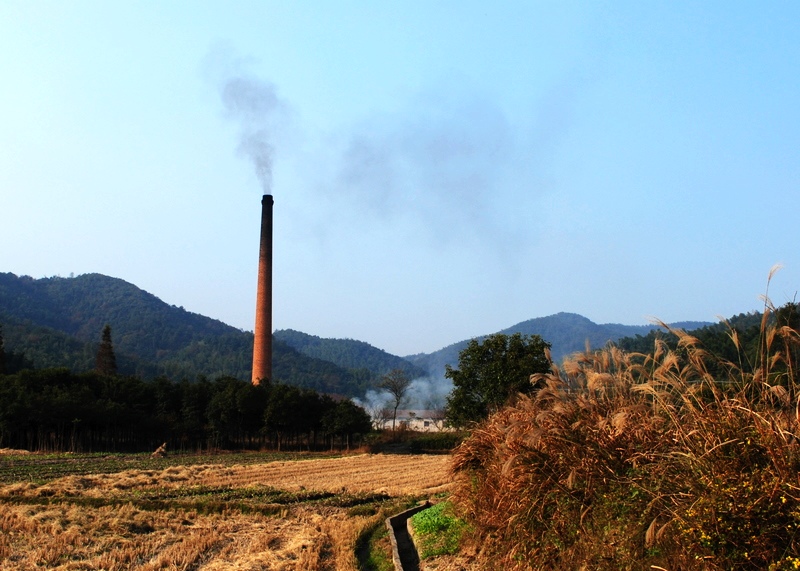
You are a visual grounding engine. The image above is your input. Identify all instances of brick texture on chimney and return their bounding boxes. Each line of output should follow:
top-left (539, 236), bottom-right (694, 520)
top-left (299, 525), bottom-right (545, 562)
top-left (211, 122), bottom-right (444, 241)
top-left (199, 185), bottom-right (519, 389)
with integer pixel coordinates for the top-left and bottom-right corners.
top-left (252, 194), bottom-right (273, 385)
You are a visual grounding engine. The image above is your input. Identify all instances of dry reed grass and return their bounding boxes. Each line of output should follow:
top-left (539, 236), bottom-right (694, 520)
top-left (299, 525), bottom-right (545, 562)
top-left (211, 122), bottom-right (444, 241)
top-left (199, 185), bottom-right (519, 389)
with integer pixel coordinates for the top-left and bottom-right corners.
top-left (451, 287), bottom-right (800, 570)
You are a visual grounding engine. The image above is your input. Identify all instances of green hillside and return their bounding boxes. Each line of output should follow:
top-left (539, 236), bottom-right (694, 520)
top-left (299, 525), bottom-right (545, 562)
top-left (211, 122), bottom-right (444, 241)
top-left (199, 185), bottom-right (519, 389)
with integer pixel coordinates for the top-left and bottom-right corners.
top-left (0, 273), bottom-right (371, 396)
top-left (1, 271), bottom-right (722, 396)
top-left (274, 328), bottom-right (426, 379)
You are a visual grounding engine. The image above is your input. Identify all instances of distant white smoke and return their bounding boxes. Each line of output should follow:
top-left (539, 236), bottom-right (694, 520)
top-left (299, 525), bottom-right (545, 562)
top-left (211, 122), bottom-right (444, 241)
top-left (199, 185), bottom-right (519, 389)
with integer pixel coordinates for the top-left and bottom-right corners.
top-left (407, 376), bottom-right (452, 410)
top-left (353, 375), bottom-right (453, 426)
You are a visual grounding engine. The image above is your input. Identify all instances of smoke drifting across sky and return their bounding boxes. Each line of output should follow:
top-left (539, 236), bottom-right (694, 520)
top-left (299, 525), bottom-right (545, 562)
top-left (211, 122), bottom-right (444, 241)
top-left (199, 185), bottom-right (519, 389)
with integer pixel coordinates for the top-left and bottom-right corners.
top-left (203, 50), bottom-right (582, 358)
top-left (210, 50), bottom-right (289, 196)
top-left (210, 49), bottom-right (551, 270)
top-left (335, 88), bottom-right (524, 247)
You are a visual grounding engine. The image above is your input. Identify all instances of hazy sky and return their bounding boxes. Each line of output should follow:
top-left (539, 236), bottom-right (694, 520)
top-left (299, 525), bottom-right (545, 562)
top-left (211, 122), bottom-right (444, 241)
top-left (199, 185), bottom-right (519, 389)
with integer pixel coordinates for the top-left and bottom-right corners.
top-left (2, 1), bottom-right (799, 356)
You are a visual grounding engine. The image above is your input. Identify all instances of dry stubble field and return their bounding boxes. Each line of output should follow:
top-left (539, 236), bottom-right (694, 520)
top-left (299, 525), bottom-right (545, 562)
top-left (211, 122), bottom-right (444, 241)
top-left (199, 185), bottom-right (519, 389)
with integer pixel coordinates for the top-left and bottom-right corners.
top-left (0, 452), bottom-right (452, 570)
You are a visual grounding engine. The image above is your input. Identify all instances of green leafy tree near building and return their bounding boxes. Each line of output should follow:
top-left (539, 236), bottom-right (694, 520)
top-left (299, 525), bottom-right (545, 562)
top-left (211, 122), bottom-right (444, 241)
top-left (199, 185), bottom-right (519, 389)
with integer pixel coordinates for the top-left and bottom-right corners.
top-left (445, 333), bottom-right (551, 428)
top-left (95, 324), bottom-right (118, 376)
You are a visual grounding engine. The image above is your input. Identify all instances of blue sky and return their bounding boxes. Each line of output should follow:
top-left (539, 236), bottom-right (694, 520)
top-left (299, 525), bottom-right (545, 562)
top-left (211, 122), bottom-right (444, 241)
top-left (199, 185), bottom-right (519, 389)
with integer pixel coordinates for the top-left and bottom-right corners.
top-left (2, 1), bottom-right (798, 356)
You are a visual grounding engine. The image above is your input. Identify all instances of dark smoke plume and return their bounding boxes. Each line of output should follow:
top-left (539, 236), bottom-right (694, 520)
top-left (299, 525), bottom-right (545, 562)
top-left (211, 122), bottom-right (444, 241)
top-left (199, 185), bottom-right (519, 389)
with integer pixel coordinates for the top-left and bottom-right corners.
top-left (218, 69), bottom-right (286, 194)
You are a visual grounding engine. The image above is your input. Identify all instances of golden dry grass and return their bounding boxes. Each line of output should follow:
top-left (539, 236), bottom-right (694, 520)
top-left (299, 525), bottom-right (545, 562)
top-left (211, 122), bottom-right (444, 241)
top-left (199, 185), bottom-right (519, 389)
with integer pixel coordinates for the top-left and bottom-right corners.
top-left (0, 502), bottom-right (358, 570)
top-left (2, 454), bottom-right (450, 499)
top-left (0, 453), bottom-right (452, 570)
top-left (450, 301), bottom-right (800, 570)
top-left (0, 449), bottom-right (29, 456)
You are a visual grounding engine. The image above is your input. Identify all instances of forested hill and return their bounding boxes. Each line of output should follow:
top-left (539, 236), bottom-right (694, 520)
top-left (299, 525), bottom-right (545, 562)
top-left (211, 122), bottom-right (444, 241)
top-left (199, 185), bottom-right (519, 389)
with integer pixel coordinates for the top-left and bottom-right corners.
top-left (0, 272), bottom-right (246, 378)
top-left (406, 312), bottom-right (713, 379)
top-left (500, 312), bottom-right (710, 357)
top-left (0, 272), bottom-right (237, 357)
top-left (274, 329), bottom-right (426, 379)
top-left (1, 272), bottom-right (720, 395)
top-left (0, 272), bottom-right (374, 396)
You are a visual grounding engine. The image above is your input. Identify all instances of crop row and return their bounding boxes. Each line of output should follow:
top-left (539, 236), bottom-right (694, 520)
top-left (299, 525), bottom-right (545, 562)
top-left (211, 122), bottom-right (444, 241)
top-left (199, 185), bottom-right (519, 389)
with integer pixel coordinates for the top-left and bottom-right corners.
top-left (0, 484), bottom-right (392, 516)
top-left (0, 451), bottom-right (322, 484)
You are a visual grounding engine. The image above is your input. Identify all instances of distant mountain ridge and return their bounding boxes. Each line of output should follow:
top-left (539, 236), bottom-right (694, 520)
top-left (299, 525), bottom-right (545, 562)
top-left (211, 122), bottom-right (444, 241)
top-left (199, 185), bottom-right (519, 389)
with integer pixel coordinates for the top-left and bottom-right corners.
top-left (0, 272), bottom-right (380, 396)
top-left (406, 312), bottom-right (712, 379)
top-left (1, 272), bottom-right (714, 395)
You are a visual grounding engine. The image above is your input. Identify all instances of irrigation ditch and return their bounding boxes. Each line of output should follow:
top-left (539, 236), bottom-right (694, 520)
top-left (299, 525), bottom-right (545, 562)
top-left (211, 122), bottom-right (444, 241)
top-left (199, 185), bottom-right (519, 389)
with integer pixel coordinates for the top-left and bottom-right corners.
top-left (386, 501), bottom-right (431, 571)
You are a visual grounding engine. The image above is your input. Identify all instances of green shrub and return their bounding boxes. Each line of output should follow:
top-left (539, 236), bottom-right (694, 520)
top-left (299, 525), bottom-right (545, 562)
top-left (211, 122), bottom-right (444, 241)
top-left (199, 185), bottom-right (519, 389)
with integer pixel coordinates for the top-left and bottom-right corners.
top-left (409, 501), bottom-right (468, 558)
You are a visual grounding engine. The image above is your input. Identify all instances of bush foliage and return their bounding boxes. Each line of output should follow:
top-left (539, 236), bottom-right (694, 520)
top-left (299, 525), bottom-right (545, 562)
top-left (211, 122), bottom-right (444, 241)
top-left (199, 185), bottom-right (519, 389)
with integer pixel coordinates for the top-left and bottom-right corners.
top-left (451, 295), bottom-right (800, 570)
top-left (409, 501), bottom-right (468, 559)
top-left (445, 333), bottom-right (551, 427)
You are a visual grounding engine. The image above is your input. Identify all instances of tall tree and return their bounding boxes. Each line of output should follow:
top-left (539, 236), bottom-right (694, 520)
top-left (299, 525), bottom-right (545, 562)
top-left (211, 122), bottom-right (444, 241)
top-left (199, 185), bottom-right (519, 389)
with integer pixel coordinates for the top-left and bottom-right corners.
top-left (0, 324), bottom-right (6, 374)
top-left (95, 324), bottom-right (118, 376)
top-left (379, 368), bottom-right (412, 431)
top-left (445, 333), bottom-right (551, 428)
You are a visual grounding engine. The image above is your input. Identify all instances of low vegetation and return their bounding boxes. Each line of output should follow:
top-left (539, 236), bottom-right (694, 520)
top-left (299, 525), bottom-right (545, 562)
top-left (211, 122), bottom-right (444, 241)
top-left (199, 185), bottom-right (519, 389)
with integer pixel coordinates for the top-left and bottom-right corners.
top-left (0, 451), bottom-right (302, 485)
top-left (451, 293), bottom-right (800, 569)
top-left (358, 523), bottom-right (395, 571)
top-left (409, 501), bottom-right (468, 559)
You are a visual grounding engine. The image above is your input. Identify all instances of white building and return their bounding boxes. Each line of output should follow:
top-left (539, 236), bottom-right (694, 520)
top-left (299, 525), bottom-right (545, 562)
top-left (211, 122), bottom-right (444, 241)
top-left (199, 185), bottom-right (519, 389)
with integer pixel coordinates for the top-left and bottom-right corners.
top-left (375, 409), bottom-right (448, 432)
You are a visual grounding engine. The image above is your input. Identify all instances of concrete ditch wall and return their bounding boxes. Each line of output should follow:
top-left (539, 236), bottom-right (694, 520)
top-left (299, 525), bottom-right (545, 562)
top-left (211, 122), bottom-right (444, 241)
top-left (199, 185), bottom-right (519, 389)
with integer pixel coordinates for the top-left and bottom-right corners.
top-left (385, 502), bottom-right (431, 571)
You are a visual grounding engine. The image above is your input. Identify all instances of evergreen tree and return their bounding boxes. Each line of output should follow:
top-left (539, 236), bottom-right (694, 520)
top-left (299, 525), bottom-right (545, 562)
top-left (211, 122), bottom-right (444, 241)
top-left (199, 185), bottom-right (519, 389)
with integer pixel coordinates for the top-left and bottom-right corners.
top-left (95, 324), bottom-right (118, 376)
top-left (0, 324), bottom-right (6, 374)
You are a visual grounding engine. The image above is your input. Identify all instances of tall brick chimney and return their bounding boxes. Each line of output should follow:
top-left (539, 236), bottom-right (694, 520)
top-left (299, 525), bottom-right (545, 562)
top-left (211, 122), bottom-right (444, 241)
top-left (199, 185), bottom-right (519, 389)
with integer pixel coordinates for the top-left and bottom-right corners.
top-left (251, 194), bottom-right (273, 385)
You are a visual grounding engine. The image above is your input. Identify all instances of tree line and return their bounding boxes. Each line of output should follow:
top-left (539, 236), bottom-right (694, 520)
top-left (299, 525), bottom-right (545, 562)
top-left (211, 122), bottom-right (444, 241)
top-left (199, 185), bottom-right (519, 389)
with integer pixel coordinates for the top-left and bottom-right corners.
top-left (0, 367), bottom-right (372, 453)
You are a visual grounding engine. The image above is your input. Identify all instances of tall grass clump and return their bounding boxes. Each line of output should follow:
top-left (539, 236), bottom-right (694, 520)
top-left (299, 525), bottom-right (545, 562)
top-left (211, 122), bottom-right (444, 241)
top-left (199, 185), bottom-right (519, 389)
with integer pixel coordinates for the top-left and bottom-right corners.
top-left (451, 287), bottom-right (800, 569)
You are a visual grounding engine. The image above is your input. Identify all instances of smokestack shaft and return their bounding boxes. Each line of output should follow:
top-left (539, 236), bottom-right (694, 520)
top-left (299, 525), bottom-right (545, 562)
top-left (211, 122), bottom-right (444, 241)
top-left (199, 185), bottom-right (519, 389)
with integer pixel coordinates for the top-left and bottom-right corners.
top-left (252, 194), bottom-right (273, 385)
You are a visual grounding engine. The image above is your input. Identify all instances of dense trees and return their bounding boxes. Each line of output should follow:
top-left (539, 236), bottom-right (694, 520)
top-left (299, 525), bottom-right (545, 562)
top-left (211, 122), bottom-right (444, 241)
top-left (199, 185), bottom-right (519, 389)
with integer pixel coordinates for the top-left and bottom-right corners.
top-left (321, 399), bottom-right (372, 450)
top-left (445, 333), bottom-right (551, 428)
top-left (275, 329), bottom-right (426, 378)
top-left (0, 369), bottom-right (372, 453)
top-left (0, 324), bottom-right (5, 374)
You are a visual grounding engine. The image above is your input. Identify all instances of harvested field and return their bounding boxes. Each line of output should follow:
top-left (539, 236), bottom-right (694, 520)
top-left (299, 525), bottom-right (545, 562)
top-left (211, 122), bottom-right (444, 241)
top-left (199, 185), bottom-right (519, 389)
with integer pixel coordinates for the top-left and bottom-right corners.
top-left (2, 454), bottom-right (451, 499)
top-left (0, 452), bottom-right (452, 570)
